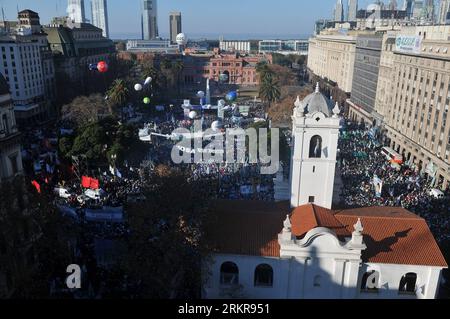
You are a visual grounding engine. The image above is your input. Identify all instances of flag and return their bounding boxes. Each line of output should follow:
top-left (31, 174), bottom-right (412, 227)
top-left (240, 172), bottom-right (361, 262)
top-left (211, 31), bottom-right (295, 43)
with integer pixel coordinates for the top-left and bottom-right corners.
top-left (89, 178), bottom-right (99, 190)
top-left (81, 176), bottom-right (91, 188)
top-left (31, 180), bottom-right (41, 193)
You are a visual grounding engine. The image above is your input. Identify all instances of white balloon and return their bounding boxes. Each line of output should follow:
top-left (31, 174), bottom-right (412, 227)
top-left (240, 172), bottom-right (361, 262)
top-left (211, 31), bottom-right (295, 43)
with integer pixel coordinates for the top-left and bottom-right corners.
top-left (188, 111), bottom-right (197, 119)
top-left (197, 91), bottom-right (205, 98)
top-left (144, 77), bottom-right (152, 86)
top-left (176, 33), bottom-right (187, 45)
top-left (134, 83), bottom-right (143, 91)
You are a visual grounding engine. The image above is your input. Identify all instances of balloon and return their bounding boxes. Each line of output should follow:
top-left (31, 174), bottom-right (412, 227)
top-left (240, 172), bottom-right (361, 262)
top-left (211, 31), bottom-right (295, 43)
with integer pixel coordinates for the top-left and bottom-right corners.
top-left (197, 91), bottom-right (205, 98)
top-left (134, 83), bottom-right (143, 91)
top-left (88, 63), bottom-right (97, 71)
top-left (97, 61), bottom-right (108, 73)
top-left (225, 91), bottom-right (237, 102)
top-left (176, 33), bottom-right (187, 46)
top-left (143, 97), bottom-right (150, 104)
top-left (188, 111), bottom-right (197, 119)
top-left (144, 77), bottom-right (152, 86)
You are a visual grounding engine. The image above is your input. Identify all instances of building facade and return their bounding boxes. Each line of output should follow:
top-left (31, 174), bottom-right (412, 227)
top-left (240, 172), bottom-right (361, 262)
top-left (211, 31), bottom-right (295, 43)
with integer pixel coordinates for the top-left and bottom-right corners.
top-left (334, 0), bottom-right (344, 22)
top-left (348, 0), bottom-right (359, 21)
top-left (182, 52), bottom-right (271, 86)
top-left (403, 0), bottom-right (414, 18)
top-left (439, 0), bottom-right (450, 24)
top-left (203, 89), bottom-right (447, 299)
top-left (91, 0), bottom-right (109, 38)
top-left (220, 41), bottom-right (251, 54)
top-left (0, 74), bottom-right (22, 182)
top-left (307, 33), bottom-right (357, 93)
top-left (142, 0), bottom-right (158, 40)
top-left (374, 25), bottom-right (450, 189)
top-left (356, 9), bottom-right (408, 30)
top-left (44, 20), bottom-right (115, 83)
top-left (0, 36), bottom-right (47, 126)
top-left (169, 12), bottom-right (182, 45)
top-left (68, 0), bottom-right (86, 23)
top-left (126, 39), bottom-right (177, 53)
top-left (259, 40), bottom-right (308, 55)
top-left (347, 34), bottom-right (383, 125)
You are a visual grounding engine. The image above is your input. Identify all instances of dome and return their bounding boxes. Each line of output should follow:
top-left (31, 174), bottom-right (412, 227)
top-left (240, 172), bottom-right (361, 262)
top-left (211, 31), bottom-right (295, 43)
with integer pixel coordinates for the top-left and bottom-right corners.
top-left (298, 83), bottom-right (334, 117)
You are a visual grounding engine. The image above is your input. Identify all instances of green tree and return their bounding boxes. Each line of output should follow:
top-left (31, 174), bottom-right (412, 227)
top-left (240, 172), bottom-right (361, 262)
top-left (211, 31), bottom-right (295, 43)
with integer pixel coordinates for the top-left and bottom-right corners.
top-left (70, 122), bottom-right (108, 163)
top-left (61, 94), bottom-right (111, 128)
top-left (107, 79), bottom-right (129, 111)
top-left (124, 165), bottom-right (216, 298)
top-left (259, 72), bottom-right (281, 109)
top-left (0, 177), bottom-right (73, 298)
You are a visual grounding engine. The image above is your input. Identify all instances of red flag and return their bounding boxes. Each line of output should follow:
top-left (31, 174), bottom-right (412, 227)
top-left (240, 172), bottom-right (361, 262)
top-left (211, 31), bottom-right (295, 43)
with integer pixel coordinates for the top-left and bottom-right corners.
top-left (81, 176), bottom-right (91, 188)
top-left (89, 178), bottom-right (99, 190)
top-left (31, 180), bottom-right (41, 193)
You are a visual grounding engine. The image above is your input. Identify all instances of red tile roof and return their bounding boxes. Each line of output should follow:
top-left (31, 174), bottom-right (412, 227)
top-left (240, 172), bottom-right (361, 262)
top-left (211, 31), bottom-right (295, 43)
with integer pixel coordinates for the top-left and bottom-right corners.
top-left (208, 201), bottom-right (448, 267)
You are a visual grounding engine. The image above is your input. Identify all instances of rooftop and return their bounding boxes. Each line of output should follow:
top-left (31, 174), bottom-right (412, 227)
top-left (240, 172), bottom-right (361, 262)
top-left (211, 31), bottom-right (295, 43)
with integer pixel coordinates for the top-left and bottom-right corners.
top-left (207, 201), bottom-right (448, 267)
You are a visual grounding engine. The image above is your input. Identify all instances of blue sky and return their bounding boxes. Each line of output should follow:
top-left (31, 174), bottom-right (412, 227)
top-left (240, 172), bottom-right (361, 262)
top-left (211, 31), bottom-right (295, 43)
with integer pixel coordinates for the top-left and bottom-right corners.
top-left (1, 0), bottom-right (376, 39)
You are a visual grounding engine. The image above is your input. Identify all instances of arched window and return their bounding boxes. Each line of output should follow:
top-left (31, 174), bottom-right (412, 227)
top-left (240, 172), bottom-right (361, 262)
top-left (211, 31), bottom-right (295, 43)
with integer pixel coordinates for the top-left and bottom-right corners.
top-left (254, 264), bottom-right (273, 287)
top-left (399, 273), bottom-right (417, 294)
top-left (309, 135), bottom-right (322, 158)
top-left (313, 275), bottom-right (321, 287)
top-left (361, 270), bottom-right (379, 292)
top-left (220, 262), bottom-right (239, 285)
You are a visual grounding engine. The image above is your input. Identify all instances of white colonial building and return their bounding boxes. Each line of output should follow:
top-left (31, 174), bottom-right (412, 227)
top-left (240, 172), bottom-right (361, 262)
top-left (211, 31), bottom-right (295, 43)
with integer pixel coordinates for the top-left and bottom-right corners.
top-left (0, 74), bottom-right (22, 181)
top-left (203, 86), bottom-right (447, 299)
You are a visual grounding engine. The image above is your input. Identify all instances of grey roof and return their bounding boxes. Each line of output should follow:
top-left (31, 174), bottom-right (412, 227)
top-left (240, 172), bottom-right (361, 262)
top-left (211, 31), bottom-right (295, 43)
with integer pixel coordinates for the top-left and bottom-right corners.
top-left (301, 84), bottom-right (334, 117)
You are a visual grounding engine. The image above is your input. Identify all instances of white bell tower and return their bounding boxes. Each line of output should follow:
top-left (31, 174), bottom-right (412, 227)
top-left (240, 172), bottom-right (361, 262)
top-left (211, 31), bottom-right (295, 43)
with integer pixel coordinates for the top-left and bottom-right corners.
top-left (290, 83), bottom-right (341, 209)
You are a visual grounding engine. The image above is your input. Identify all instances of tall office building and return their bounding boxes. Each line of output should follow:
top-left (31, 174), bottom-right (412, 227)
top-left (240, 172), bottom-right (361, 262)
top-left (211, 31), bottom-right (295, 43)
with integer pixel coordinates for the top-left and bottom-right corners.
top-left (348, 0), bottom-right (358, 22)
top-left (403, 0), bottom-right (414, 17)
top-left (439, 0), bottom-right (450, 24)
top-left (424, 0), bottom-right (435, 21)
top-left (67, 0), bottom-right (86, 23)
top-left (142, 0), bottom-right (158, 40)
top-left (334, 0), bottom-right (344, 22)
top-left (169, 12), bottom-right (182, 44)
top-left (91, 0), bottom-right (109, 38)
top-left (388, 0), bottom-right (398, 10)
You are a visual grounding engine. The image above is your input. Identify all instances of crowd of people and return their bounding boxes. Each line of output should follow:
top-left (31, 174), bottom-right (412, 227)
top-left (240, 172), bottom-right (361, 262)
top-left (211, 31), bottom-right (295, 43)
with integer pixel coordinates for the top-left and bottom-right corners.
top-left (339, 122), bottom-right (450, 243)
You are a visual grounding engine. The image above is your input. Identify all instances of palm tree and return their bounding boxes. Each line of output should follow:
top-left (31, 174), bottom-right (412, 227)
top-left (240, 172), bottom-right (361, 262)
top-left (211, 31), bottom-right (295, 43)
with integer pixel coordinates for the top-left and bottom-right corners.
top-left (259, 72), bottom-right (281, 109)
top-left (173, 60), bottom-right (184, 96)
top-left (107, 79), bottom-right (129, 113)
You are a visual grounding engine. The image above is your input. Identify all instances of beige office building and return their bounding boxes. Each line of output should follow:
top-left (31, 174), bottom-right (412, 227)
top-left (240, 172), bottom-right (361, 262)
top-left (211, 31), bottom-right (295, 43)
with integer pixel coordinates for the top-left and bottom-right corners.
top-left (374, 25), bottom-right (450, 189)
top-left (307, 33), bottom-right (357, 93)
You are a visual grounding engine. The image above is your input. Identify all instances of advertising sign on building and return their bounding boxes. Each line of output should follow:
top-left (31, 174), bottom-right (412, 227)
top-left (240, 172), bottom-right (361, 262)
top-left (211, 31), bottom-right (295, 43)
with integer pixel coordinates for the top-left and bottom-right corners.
top-left (395, 35), bottom-right (422, 54)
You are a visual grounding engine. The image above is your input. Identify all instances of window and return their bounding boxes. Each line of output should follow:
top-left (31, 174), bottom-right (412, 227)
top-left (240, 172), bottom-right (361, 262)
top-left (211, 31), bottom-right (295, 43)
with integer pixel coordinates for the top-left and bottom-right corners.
top-left (9, 154), bottom-right (18, 174)
top-left (309, 135), bottom-right (322, 158)
top-left (312, 166), bottom-right (316, 173)
top-left (313, 275), bottom-right (321, 287)
top-left (254, 264), bottom-right (273, 287)
top-left (399, 273), bottom-right (417, 294)
top-left (2, 114), bottom-right (9, 134)
top-left (361, 271), bottom-right (379, 292)
top-left (220, 262), bottom-right (239, 285)
top-left (308, 196), bottom-right (315, 203)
